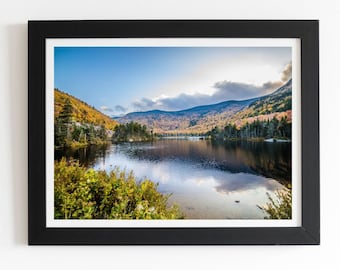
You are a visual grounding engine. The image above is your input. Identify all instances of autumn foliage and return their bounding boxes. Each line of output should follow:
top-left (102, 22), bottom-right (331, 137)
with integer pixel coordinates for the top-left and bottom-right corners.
top-left (55, 89), bottom-right (117, 130)
top-left (54, 158), bottom-right (183, 219)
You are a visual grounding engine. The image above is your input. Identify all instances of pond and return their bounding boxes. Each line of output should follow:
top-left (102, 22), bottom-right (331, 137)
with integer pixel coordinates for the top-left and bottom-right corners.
top-left (55, 139), bottom-right (291, 219)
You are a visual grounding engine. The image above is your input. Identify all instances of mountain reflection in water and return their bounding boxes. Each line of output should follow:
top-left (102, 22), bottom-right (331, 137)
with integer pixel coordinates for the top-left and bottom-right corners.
top-left (55, 139), bottom-right (291, 219)
top-left (115, 140), bottom-right (291, 184)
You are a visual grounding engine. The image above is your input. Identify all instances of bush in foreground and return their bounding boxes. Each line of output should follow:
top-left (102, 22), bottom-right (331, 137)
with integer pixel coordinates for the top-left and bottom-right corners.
top-left (54, 158), bottom-right (182, 219)
top-left (262, 187), bottom-right (292, 219)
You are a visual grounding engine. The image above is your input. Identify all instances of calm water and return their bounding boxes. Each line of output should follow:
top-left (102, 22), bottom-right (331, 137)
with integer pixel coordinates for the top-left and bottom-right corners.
top-left (56, 139), bottom-right (291, 219)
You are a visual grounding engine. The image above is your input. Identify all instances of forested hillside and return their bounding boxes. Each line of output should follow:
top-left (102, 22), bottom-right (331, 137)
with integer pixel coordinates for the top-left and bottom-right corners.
top-left (54, 89), bottom-right (118, 148)
top-left (55, 89), bottom-right (118, 130)
top-left (116, 79), bottom-right (292, 135)
top-left (228, 79), bottom-right (292, 127)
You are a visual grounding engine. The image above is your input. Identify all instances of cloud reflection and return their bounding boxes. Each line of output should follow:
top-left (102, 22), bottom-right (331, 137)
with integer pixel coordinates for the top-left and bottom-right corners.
top-left (214, 173), bottom-right (282, 195)
top-left (85, 141), bottom-right (289, 219)
top-left (93, 144), bottom-right (282, 196)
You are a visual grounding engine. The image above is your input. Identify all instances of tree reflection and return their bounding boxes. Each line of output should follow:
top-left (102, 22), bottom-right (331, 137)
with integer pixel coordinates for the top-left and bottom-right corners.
top-left (124, 140), bottom-right (291, 185)
top-left (55, 144), bottom-right (110, 167)
top-left (56, 139), bottom-right (291, 186)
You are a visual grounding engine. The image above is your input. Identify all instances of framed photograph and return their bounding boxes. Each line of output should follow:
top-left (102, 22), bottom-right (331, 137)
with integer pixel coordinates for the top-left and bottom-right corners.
top-left (28, 20), bottom-right (319, 245)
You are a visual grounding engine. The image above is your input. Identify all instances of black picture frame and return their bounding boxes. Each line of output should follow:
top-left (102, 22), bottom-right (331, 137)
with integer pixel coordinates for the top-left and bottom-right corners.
top-left (28, 20), bottom-right (319, 245)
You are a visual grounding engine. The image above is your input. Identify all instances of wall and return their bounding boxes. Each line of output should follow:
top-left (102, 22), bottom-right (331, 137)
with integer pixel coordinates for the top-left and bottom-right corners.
top-left (0, 0), bottom-right (338, 269)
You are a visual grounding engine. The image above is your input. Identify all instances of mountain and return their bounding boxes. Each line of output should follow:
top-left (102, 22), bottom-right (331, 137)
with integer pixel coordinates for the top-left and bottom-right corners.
top-left (117, 98), bottom-right (257, 134)
top-left (228, 79), bottom-right (292, 127)
top-left (115, 79), bottom-right (292, 134)
top-left (55, 89), bottom-right (118, 130)
top-left (234, 79), bottom-right (292, 118)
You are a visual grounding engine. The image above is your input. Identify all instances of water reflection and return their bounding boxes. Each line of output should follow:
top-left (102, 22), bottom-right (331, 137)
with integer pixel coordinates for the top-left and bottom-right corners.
top-left (55, 144), bottom-right (110, 167)
top-left (117, 140), bottom-right (291, 184)
top-left (55, 139), bottom-right (291, 219)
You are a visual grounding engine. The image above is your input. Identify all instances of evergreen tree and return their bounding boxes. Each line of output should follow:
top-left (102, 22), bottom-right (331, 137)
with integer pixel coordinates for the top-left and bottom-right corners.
top-left (55, 99), bottom-right (74, 147)
top-left (58, 98), bottom-right (73, 123)
top-left (98, 125), bottom-right (107, 141)
top-left (113, 122), bottom-right (152, 142)
top-left (207, 116), bottom-right (291, 141)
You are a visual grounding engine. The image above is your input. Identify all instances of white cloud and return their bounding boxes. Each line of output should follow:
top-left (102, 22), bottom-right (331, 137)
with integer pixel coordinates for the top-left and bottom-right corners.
top-left (100, 105), bottom-right (113, 112)
top-left (132, 63), bottom-right (292, 112)
top-left (114, 105), bottom-right (127, 112)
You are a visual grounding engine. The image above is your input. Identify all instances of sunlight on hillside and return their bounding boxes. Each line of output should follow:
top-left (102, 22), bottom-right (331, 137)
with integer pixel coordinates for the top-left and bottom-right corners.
top-left (54, 89), bottom-right (118, 130)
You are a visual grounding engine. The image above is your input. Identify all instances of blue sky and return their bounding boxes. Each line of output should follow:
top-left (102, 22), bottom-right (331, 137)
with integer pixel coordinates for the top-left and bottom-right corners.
top-left (55, 47), bottom-right (291, 116)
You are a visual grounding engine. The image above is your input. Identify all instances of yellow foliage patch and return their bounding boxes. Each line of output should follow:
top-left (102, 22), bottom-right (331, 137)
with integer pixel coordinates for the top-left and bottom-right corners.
top-left (54, 89), bottom-right (118, 130)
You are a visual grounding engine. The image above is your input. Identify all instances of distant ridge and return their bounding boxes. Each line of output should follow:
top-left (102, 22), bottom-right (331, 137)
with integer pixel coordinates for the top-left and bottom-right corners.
top-left (115, 79), bottom-right (292, 134)
top-left (126, 97), bottom-right (258, 117)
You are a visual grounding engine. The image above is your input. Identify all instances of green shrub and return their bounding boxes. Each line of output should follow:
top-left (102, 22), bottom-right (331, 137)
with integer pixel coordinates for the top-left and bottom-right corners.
top-left (113, 122), bottom-right (153, 142)
top-left (54, 158), bottom-right (183, 219)
top-left (262, 187), bottom-right (292, 219)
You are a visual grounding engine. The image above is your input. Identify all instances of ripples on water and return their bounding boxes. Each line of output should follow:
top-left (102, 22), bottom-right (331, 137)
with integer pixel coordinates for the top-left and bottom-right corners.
top-left (55, 139), bottom-right (291, 219)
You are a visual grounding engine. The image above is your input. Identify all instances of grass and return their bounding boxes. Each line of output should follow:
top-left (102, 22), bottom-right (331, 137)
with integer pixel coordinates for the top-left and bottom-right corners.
top-left (261, 187), bottom-right (292, 219)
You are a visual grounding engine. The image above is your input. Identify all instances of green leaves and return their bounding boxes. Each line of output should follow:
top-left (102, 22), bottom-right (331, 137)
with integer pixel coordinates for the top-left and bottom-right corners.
top-left (207, 116), bottom-right (292, 140)
top-left (262, 188), bottom-right (292, 219)
top-left (54, 158), bottom-right (182, 219)
top-left (113, 122), bottom-right (153, 142)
